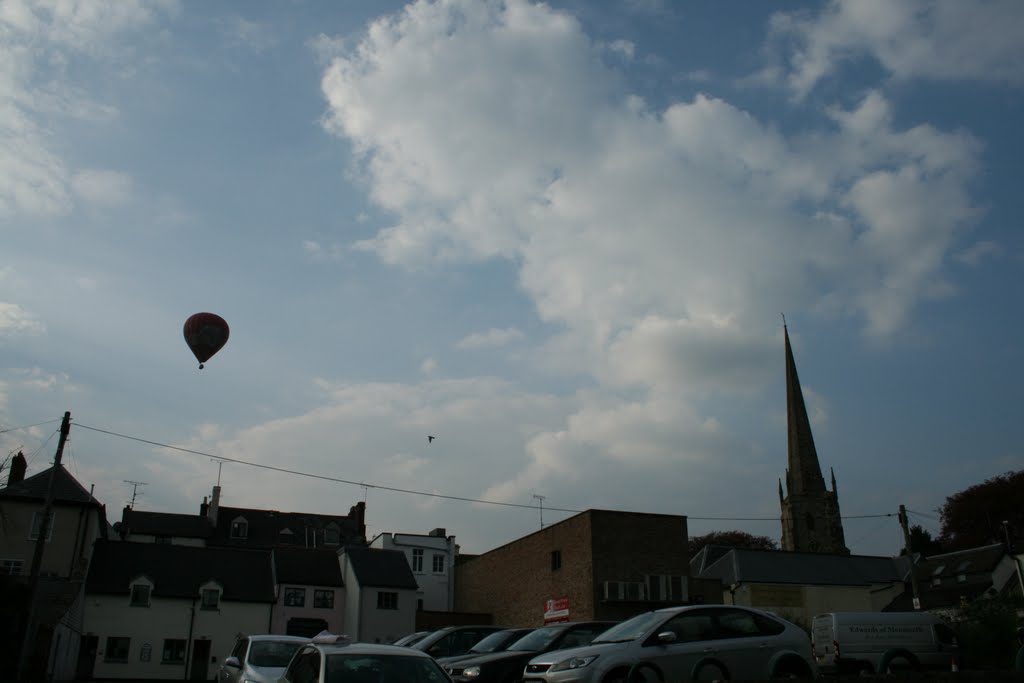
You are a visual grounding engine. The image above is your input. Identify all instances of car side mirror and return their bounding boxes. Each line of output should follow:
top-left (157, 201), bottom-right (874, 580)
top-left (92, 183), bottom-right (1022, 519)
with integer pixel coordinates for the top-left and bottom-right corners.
top-left (224, 656), bottom-right (241, 668)
top-left (656, 631), bottom-right (677, 643)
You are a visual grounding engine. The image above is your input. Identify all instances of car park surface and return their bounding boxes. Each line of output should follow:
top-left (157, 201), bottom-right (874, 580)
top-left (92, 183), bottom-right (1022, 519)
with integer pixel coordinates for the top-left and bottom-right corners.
top-left (281, 634), bottom-right (453, 683)
top-left (218, 634), bottom-right (310, 683)
top-left (522, 605), bottom-right (816, 682)
top-left (445, 621), bottom-right (615, 683)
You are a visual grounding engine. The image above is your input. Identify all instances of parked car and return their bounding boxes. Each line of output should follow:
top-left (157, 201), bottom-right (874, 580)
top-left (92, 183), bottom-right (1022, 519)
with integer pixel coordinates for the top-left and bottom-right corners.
top-left (436, 628), bottom-right (535, 668)
top-left (219, 634), bottom-right (310, 683)
top-left (523, 606), bottom-right (816, 682)
top-left (394, 631), bottom-right (435, 647)
top-left (281, 633), bottom-right (452, 683)
top-left (446, 621), bottom-right (615, 683)
top-left (812, 611), bottom-right (961, 674)
top-left (412, 625), bottom-right (509, 659)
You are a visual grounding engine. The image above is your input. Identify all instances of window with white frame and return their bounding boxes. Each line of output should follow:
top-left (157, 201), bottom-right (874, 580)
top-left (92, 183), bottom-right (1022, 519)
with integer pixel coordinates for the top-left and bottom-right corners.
top-left (29, 511), bottom-right (54, 541)
top-left (314, 589), bottom-right (334, 608)
top-left (130, 584), bottom-right (151, 607)
top-left (284, 587), bottom-right (306, 607)
top-left (645, 574), bottom-right (688, 602)
top-left (161, 639), bottom-right (186, 664)
top-left (0, 559), bottom-right (24, 576)
top-left (432, 554), bottom-right (445, 573)
top-left (377, 591), bottom-right (398, 610)
top-left (230, 517), bottom-right (248, 539)
top-left (412, 548), bottom-right (424, 572)
top-left (324, 524), bottom-right (340, 546)
top-left (201, 587), bottom-right (220, 610)
top-left (603, 580), bottom-right (646, 601)
top-left (104, 636), bottom-right (131, 662)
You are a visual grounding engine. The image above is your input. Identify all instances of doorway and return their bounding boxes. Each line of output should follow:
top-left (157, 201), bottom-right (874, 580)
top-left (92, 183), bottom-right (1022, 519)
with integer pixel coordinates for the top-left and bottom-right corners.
top-left (189, 639), bottom-right (211, 681)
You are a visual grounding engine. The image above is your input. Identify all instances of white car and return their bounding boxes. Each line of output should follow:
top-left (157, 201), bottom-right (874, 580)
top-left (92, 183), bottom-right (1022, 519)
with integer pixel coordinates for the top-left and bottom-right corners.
top-left (219, 634), bottom-right (310, 683)
top-left (523, 605), bottom-right (817, 682)
top-left (281, 634), bottom-right (453, 683)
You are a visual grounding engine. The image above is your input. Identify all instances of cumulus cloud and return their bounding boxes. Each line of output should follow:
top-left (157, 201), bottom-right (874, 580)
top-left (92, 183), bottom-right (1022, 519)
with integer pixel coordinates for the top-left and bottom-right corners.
top-left (0, 302), bottom-right (45, 337)
top-left (457, 327), bottom-right (525, 350)
top-left (767, 0), bottom-right (1024, 98)
top-left (0, 0), bottom-right (174, 217)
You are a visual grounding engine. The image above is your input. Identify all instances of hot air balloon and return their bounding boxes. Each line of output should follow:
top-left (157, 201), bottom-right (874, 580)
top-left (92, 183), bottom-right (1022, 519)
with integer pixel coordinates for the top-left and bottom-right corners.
top-left (183, 312), bottom-right (230, 369)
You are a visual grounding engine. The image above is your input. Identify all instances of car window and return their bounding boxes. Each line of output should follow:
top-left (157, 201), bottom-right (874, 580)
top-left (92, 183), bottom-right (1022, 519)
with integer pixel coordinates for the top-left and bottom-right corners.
top-left (231, 637), bottom-right (249, 661)
top-left (752, 612), bottom-right (786, 636)
top-left (593, 612), bottom-right (665, 643)
top-left (714, 609), bottom-right (761, 639)
top-left (508, 626), bottom-right (564, 651)
top-left (558, 625), bottom-right (610, 649)
top-left (250, 640), bottom-right (305, 667)
top-left (287, 650), bottom-right (321, 683)
top-left (326, 654), bottom-right (450, 683)
top-left (660, 611), bottom-right (717, 643)
top-left (427, 633), bottom-right (455, 657)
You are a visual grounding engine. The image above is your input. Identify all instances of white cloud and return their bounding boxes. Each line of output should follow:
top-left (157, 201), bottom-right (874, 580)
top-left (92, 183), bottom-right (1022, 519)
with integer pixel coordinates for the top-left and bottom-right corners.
top-left (0, 302), bottom-right (45, 337)
top-left (955, 240), bottom-right (1001, 266)
top-left (457, 327), bottom-right (524, 350)
top-left (768, 0), bottom-right (1024, 98)
top-left (420, 357), bottom-right (438, 375)
top-left (71, 169), bottom-right (132, 206)
top-left (606, 39), bottom-right (634, 61)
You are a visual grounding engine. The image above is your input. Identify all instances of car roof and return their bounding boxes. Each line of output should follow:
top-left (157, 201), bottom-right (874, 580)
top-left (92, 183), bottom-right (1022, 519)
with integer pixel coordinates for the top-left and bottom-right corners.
top-left (313, 642), bottom-right (438, 658)
top-left (247, 635), bottom-right (311, 642)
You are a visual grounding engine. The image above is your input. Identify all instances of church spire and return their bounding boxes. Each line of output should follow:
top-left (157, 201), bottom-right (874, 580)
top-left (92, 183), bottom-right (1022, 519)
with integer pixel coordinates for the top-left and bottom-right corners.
top-left (785, 325), bottom-right (825, 496)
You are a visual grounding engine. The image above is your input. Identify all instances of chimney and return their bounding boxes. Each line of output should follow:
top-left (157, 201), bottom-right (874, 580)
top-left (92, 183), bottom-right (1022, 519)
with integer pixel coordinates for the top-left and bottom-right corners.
top-left (208, 486), bottom-right (221, 525)
top-left (429, 528), bottom-right (447, 538)
top-left (7, 451), bottom-right (27, 486)
top-left (200, 496), bottom-right (208, 517)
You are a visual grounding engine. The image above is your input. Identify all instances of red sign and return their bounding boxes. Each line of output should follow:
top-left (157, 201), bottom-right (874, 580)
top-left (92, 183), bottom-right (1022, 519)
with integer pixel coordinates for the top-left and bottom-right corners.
top-left (544, 597), bottom-right (570, 623)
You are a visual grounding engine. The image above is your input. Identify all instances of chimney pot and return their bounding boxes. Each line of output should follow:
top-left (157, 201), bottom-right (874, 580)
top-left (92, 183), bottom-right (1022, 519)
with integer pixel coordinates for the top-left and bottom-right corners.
top-left (7, 451), bottom-right (27, 486)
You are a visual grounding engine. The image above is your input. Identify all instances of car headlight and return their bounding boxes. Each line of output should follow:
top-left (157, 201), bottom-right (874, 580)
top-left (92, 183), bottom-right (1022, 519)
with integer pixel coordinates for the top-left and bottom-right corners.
top-left (550, 655), bottom-right (599, 672)
top-left (463, 666), bottom-right (481, 678)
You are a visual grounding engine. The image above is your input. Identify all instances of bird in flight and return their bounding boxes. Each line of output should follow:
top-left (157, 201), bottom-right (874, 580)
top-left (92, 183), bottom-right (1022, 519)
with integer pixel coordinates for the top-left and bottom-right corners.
top-left (427, 435), bottom-right (435, 443)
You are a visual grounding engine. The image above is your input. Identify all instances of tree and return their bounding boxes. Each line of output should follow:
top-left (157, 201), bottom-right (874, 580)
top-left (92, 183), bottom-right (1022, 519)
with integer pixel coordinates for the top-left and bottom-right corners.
top-left (939, 470), bottom-right (1024, 551)
top-left (689, 530), bottom-right (778, 558)
top-left (900, 524), bottom-right (944, 557)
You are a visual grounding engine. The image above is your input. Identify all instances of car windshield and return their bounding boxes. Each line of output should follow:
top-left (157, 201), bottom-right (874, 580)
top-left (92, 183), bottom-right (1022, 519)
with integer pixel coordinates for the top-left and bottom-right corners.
top-left (394, 632), bottom-right (430, 647)
top-left (508, 626), bottom-right (564, 652)
top-left (249, 640), bottom-right (304, 667)
top-left (592, 612), bottom-right (665, 643)
top-left (326, 654), bottom-right (449, 683)
top-left (469, 630), bottom-right (526, 654)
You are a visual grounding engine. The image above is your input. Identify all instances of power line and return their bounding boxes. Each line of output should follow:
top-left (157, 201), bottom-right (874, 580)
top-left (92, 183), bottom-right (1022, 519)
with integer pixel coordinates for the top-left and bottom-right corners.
top-left (76, 421), bottom-right (896, 522)
top-left (0, 418), bottom-right (63, 435)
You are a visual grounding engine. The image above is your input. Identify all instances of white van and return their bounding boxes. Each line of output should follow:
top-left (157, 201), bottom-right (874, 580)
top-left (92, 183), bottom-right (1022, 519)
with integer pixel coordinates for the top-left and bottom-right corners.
top-left (811, 611), bottom-right (961, 674)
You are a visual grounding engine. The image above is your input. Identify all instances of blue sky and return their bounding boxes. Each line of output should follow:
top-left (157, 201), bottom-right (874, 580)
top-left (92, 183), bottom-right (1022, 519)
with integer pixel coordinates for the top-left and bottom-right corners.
top-left (2, 0), bottom-right (1022, 557)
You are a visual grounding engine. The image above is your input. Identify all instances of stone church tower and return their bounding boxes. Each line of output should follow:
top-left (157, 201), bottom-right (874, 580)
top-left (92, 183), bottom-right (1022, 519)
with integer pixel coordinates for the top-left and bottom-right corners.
top-left (779, 325), bottom-right (849, 554)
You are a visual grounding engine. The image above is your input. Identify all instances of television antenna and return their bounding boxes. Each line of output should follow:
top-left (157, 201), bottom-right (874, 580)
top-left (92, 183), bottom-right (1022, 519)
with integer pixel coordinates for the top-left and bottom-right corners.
top-left (123, 480), bottom-right (148, 508)
top-left (532, 493), bottom-right (546, 529)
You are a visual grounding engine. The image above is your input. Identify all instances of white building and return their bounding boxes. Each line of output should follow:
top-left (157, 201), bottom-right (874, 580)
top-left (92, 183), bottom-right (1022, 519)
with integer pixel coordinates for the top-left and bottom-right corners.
top-left (83, 540), bottom-right (275, 680)
top-left (370, 528), bottom-right (457, 612)
top-left (340, 546), bottom-right (418, 644)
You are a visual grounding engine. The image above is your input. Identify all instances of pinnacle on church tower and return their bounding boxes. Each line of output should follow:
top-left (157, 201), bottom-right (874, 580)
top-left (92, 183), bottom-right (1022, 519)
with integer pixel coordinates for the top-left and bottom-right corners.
top-left (779, 324), bottom-right (849, 554)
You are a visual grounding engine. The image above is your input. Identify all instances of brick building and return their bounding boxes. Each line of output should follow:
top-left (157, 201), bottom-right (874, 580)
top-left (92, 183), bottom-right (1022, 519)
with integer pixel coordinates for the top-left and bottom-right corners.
top-left (455, 509), bottom-right (721, 626)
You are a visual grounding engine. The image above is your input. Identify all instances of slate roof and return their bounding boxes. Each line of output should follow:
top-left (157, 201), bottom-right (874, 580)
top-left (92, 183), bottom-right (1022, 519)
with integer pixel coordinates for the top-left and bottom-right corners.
top-left (212, 505), bottom-right (364, 549)
top-left (119, 508), bottom-right (213, 539)
top-left (86, 539), bottom-right (275, 602)
top-left (0, 465), bottom-right (103, 507)
top-left (690, 545), bottom-right (903, 586)
top-left (345, 546), bottom-right (418, 589)
top-left (884, 543), bottom-right (1010, 612)
top-left (274, 548), bottom-right (344, 587)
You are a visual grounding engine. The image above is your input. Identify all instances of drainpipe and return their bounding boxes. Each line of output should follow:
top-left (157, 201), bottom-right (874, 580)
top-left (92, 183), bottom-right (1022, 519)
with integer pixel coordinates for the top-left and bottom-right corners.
top-left (184, 596), bottom-right (197, 681)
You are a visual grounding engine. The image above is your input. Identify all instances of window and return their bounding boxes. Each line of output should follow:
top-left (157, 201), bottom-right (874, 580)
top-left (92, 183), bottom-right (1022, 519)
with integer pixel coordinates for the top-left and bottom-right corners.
top-left (314, 589), bottom-right (334, 608)
top-left (603, 580), bottom-right (645, 601)
top-left (805, 512), bottom-right (816, 531)
top-left (105, 636), bottom-right (131, 662)
top-left (432, 554), bottom-right (445, 573)
top-left (230, 517), bottom-right (248, 539)
top-left (161, 639), bottom-right (186, 664)
top-left (286, 649), bottom-right (321, 683)
top-left (29, 511), bottom-right (54, 541)
top-left (412, 548), bottom-right (424, 572)
top-left (155, 535), bottom-right (172, 544)
top-left (417, 598), bottom-right (424, 611)
top-left (715, 609), bottom-right (761, 638)
top-left (551, 550), bottom-right (562, 571)
top-left (377, 591), bottom-right (398, 610)
top-left (324, 524), bottom-right (340, 546)
top-left (663, 611), bottom-right (716, 643)
top-left (646, 574), bottom-right (687, 602)
top-left (0, 559), bottom-right (24, 576)
top-left (279, 528), bottom-right (295, 543)
top-left (130, 584), bottom-right (151, 607)
top-left (284, 587), bottom-right (306, 607)
top-left (201, 588), bottom-right (220, 610)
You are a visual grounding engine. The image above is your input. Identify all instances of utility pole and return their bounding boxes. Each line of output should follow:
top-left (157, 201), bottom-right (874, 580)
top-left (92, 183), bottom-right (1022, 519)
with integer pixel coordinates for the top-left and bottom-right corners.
top-left (17, 411), bottom-right (71, 682)
top-left (898, 504), bottom-right (922, 610)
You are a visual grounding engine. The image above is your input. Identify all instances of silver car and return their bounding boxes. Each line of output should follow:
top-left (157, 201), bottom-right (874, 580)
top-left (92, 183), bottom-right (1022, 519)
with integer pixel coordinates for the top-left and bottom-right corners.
top-left (281, 634), bottom-right (453, 683)
top-left (219, 634), bottom-right (310, 683)
top-left (523, 605), bottom-right (817, 682)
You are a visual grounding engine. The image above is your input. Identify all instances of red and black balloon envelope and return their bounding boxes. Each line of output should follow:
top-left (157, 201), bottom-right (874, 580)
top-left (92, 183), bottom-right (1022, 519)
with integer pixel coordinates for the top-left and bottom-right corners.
top-left (183, 313), bottom-right (230, 369)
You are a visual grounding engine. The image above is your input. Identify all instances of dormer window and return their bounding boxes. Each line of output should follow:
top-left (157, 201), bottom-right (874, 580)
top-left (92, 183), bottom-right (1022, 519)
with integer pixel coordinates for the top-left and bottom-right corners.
top-left (324, 524), bottom-right (340, 546)
top-left (131, 584), bottom-right (151, 607)
top-left (200, 581), bottom-right (222, 610)
top-left (230, 517), bottom-right (248, 539)
top-left (279, 528), bottom-right (295, 543)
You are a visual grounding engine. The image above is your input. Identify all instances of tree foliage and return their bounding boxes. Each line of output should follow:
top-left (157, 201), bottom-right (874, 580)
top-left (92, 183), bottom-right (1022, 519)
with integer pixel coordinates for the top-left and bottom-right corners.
top-left (689, 530), bottom-right (778, 558)
top-left (901, 524), bottom-right (945, 557)
top-left (939, 469), bottom-right (1024, 551)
